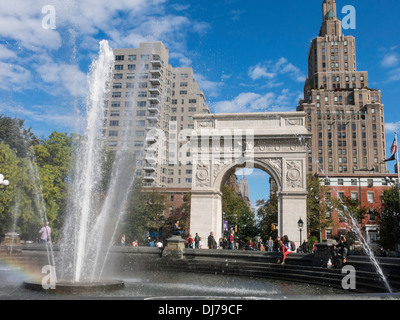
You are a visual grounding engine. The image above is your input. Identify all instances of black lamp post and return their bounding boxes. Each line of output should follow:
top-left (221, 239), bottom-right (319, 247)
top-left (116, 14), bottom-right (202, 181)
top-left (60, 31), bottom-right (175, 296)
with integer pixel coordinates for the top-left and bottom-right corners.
top-left (298, 217), bottom-right (304, 246)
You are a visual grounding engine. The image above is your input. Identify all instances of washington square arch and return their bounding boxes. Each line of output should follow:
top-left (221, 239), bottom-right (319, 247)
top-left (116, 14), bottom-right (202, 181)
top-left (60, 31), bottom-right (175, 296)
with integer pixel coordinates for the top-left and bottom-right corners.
top-left (189, 111), bottom-right (311, 247)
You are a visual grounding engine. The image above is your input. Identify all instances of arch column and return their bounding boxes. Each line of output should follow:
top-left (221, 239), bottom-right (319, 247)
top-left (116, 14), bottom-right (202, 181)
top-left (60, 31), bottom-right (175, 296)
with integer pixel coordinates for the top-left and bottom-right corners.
top-left (190, 191), bottom-right (223, 246)
top-left (278, 191), bottom-right (308, 248)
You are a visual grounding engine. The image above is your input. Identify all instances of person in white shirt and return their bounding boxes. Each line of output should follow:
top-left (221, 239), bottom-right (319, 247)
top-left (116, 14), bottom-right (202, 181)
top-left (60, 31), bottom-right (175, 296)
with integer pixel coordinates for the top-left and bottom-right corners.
top-left (156, 241), bottom-right (164, 257)
top-left (39, 222), bottom-right (51, 244)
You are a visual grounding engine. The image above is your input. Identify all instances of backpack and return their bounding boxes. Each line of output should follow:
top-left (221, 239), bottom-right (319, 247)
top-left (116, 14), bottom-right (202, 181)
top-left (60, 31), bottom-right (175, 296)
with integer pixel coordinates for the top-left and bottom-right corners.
top-left (290, 241), bottom-right (296, 252)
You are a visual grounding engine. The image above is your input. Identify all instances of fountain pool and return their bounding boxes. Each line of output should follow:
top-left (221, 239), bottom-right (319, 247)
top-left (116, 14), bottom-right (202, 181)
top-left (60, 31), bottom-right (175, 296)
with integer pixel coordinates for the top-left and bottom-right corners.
top-left (0, 262), bottom-right (349, 299)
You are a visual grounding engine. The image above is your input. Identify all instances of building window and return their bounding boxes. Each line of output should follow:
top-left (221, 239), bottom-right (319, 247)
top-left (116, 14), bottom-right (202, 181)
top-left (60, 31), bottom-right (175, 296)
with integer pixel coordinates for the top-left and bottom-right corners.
top-left (368, 209), bottom-right (376, 221)
top-left (367, 193), bottom-right (375, 203)
top-left (326, 229), bottom-right (333, 240)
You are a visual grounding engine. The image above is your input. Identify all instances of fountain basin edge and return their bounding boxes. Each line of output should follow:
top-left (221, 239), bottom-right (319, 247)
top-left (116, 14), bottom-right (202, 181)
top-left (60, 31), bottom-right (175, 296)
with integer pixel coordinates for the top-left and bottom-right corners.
top-left (22, 279), bottom-right (125, 294)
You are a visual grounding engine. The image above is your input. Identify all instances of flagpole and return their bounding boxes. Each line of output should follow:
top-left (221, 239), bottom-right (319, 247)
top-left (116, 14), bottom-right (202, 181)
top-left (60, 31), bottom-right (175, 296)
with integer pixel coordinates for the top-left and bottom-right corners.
top-left (394, 132), bottom-right (400, 252)
top-left (396, 132), bottom-right (400, 213)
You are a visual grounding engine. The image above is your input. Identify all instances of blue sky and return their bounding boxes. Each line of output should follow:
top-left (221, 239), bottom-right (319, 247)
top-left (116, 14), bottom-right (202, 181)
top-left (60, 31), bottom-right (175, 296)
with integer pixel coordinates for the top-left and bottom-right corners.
top-left (1, 0), bottom-right (400, 206)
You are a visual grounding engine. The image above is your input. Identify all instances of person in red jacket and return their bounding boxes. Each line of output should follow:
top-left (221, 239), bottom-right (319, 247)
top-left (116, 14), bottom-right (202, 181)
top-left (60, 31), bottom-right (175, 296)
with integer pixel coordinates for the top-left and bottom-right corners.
top-left (277, 239), bottom-right (290, 264)
top-left (186, 234), bottom-right (194, 248)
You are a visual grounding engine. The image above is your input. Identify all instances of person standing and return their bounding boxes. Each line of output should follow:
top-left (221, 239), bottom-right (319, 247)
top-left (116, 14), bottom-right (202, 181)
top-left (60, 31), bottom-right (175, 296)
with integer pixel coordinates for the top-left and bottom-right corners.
top-left (199, 237), bottom-right (204, 249)
top-left (39, 221), bottom-right (51, 244)
top-left (222, 236), bottom-right (228, 250)
top-left (267, 236), bottom-right (274, 252)
top-left (194, 233), bottom-right (200, 249)
top-left (301, 240), bottom-right (309, 253)
top-left (186, 234), bottom-right (194, 248)
top-left (121, 234), bottom-right (126, 246)
top-left (208, 232), bottom-right (217, 249)
top-left (229, 232), bottom-right (235, 250)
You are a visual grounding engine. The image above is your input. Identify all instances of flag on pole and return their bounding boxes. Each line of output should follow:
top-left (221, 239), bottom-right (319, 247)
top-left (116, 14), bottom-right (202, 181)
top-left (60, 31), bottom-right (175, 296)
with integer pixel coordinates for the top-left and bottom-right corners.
top-left (384, 137), bottom-right (398, 162)
top-left (391, 136), bottom-right (398, 155)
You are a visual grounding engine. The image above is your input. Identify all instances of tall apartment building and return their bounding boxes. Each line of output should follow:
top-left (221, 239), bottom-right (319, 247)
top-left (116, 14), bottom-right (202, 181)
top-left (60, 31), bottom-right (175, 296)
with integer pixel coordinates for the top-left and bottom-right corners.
top-left (104, 42), bottom-right (210, 188)
top-left (297, 0), bottom-right (388, 175)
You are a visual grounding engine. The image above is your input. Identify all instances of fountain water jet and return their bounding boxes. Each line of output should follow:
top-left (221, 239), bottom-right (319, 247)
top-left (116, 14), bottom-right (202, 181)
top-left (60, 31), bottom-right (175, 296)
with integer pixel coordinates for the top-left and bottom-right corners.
top-left (24, 40), bottom-right (134, 293)
top-left (317, 165), bottom-right (393, 293)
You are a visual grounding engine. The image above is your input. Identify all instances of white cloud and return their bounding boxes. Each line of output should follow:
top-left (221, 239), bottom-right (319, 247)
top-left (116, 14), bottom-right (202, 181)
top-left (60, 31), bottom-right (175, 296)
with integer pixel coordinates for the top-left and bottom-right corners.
top-left (0, 62), bottom-right (32, 91)
top-left (274, 57), bottom-right (306, 83)
top-left (381, 53), bottom-right (399, 68)
top-left (213, 88), bottom-right (299, 114)
top-left (0, 0), bottom-right (212, 135)
top-left (0, 45), bottom-right (17, 60)
top-left (213, 92), bottom-right (274, 113)
top-left (32, 56), bottom-right (87, 97)
top-left (379, 48), bottom-right (400, 81)
top-left (0, 0), bottom-right (211, 98)
top-left (0, 102), bottom-right (76, 134)
top-left (170, 52), bottom-right (192, 67)
top-left (248, 57), bottom-right (306, 84)
top-left (231, 10), bottom-right (245, 21)
top-left (387, 67), bottom-right (400, 82)
top-left (194, 73), bottom-right (224, 98)
top-left (0, 0), bottom-right (62, 52)
top-left (385, 122), bottom-right (400, 134)
top-left (248, 64), bottom-right (275, 80)
top-left (171, 4), bottom-right (191, 11)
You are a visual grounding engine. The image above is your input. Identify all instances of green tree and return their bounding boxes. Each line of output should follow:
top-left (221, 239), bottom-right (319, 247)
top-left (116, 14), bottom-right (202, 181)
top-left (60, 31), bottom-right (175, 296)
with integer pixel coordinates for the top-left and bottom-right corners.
top-left (256, 184), bottom-right (278, 240)
top-left (378, 187), bottom-right (400, 251)
top-left (222, 184), bottom-right (258, 246)
top-left (0, 115), bottom-right (38, 157)
top-left (307, 174), bottom-right (334, 241)
top-left (0, 142), bottom-right (21, 234)
top-left (0, 143), bottom-right (42, 239)
top-left (331, 195), bottom-right (367, 249)
top-left (124, 178), bottom-right (166, 245)
top-left (166, 192), bottom-right (191, 238)
top-left (33, 132), bottom-right (72, 240)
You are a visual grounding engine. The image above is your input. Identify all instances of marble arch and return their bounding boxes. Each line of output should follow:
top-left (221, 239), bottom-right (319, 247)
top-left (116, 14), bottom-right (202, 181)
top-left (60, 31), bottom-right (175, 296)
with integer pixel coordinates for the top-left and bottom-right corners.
top-left (189, 112), bottom-right (311, 247)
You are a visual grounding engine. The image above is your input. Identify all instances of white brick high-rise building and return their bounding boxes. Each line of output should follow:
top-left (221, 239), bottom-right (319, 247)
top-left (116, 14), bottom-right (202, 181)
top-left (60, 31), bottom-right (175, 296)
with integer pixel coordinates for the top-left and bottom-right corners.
top-left (104, 42), bottom-right (210, 189)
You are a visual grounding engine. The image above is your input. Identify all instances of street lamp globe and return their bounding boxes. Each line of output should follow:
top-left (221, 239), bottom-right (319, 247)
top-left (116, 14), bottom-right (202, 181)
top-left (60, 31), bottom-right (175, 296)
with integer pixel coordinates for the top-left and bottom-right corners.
top-left (298, 218), bottom-right (304, 229)
top-left (0, 174), bottom-right (9, 188)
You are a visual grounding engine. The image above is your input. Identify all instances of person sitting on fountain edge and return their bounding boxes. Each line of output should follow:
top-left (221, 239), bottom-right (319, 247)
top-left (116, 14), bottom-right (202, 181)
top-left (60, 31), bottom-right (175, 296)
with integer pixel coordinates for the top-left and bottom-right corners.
top-left (336, 235), bottom-right (348, 264)
top-left (172, 220), bottom-right (183, 236)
